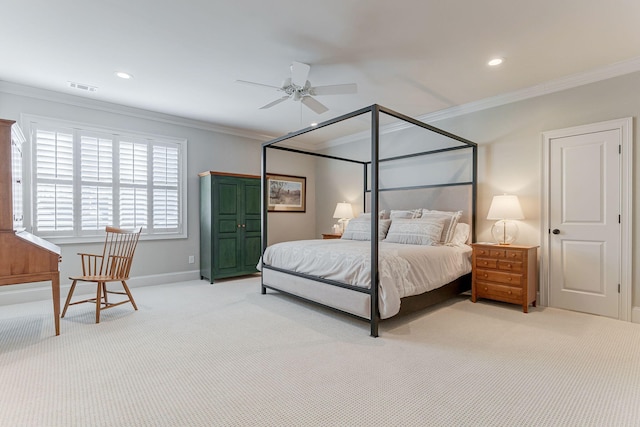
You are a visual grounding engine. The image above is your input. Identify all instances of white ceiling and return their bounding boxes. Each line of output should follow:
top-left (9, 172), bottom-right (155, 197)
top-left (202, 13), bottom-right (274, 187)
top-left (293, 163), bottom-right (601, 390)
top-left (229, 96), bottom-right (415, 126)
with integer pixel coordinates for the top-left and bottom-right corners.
top-left (3, 0), bottom-right (640, 143)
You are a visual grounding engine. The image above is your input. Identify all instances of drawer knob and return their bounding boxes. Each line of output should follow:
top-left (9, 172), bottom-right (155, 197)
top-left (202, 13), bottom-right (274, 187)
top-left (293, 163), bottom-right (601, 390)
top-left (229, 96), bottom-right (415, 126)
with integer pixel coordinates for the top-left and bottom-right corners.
top-left (484, 287), bottom-right (488, 291)
top-left (507, 264), bottom-right (512, 268)
top-left (483, 273), bottom-right (488, 278)
top-left (508, 290), bottom-right (512, 294)
top-left (508, 278), bottom-right (512, 281)
top-left (483, 261), bottom-right (488, 265)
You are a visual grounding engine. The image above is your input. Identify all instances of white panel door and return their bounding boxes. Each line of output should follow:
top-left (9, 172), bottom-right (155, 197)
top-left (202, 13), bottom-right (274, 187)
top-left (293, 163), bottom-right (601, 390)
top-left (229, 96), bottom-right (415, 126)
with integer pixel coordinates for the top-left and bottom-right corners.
top-left (548, 129), bottom-right (620, 318)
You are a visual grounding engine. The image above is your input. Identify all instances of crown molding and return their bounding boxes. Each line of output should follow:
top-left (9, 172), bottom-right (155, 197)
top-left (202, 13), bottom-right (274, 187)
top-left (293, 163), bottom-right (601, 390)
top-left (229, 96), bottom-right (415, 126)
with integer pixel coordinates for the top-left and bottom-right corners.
top-left (0, 80), bottom-right (272, 142)
top-left (315, 56), bottom-right (640, 150)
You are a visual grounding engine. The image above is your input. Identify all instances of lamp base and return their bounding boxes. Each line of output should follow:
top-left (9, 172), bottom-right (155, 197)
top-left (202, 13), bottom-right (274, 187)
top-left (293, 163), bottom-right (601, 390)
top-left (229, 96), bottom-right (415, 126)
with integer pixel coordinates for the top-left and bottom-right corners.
top-left (491, 220), bottom-right (519, 245)
top-left (338, 218), bottom-right (350, 234)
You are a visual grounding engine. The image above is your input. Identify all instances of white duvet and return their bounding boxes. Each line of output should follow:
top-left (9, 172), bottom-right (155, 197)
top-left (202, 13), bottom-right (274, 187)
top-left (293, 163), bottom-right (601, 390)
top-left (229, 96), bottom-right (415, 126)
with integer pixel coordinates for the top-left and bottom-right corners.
top-left (258, 239), bottom-right (472, 317)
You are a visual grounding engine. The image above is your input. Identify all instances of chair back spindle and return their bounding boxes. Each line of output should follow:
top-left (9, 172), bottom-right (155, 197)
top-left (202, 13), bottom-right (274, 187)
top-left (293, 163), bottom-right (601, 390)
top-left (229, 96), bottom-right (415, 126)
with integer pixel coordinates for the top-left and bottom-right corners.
top-left (101, 226), bottom-right (141, 279)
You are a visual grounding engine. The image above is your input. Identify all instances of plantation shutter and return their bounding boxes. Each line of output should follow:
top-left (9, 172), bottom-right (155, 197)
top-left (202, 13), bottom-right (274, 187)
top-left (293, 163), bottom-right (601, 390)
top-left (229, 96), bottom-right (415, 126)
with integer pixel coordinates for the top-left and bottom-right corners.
top-left (119, 140), bottom-right (148, 229)
top-left (152, 144), bottom-right (179, 231)
top-left (34, 128), bottom-right (74, 232)
top-left (80, 133), bottom-right (113, 231)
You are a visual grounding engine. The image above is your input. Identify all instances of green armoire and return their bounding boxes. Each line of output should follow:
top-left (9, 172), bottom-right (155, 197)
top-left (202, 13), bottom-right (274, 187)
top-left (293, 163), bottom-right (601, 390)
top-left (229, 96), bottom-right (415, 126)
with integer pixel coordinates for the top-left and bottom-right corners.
top-left (199, 171), bottom-right (261, 283)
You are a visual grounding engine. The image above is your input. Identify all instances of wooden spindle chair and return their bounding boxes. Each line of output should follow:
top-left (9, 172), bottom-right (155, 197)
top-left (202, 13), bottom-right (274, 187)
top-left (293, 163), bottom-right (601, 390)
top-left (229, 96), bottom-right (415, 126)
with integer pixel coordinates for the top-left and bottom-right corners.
top-left (62, 226), bottom-right (142, 323)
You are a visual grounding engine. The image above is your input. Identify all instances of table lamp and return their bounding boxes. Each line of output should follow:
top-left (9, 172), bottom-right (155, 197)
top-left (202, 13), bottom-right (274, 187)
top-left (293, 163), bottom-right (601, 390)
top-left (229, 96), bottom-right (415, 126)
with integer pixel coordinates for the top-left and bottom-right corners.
top-left (333, 202), bottom-right (354, 234)
top-left (486, 194), bottom-right (524, 245)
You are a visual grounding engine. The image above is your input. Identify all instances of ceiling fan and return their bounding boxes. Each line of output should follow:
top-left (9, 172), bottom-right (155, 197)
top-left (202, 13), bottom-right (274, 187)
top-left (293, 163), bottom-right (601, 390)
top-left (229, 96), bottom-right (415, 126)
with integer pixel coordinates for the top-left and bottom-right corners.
top-left (236, 61), bottom-right (357, 114)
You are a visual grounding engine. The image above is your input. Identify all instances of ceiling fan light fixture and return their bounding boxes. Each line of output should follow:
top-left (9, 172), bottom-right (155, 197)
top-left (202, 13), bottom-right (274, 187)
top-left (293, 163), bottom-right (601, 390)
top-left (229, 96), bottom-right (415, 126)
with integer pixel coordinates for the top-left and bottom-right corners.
top-left (238, 61), bottom-right (356, 114)
top-left (488, 58), bottom-right (504, 67)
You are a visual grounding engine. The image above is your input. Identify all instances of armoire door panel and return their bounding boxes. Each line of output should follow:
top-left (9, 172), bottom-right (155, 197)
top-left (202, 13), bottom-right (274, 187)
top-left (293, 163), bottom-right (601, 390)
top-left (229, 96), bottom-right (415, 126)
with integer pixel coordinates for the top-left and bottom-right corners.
top-left (217, 183), bottom-right (239, 215)
top-left (244, 184), bottom-right (261, 216)
top-left (216, 237), bottom-right (238, 270)
top-left (244, 218), bottom-right (261, 233)
top-left (218, 218), bottom-right (239, 234)
top-left (242, 235), bottom-right (262, 270)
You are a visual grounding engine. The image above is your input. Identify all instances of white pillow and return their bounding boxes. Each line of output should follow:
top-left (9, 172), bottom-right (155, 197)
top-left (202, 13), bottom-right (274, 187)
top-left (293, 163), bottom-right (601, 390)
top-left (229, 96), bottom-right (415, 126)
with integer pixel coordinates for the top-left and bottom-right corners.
top-left (383, 217), bottom-right (446, 246)
top-left (421, 209), bottom-right (462, 244)
top-left (341, 217), bottom-right (392, 241)
top-left (389, 209), bottom-right (421, 219)
top-left (448, 223), bottom-right (470, 246)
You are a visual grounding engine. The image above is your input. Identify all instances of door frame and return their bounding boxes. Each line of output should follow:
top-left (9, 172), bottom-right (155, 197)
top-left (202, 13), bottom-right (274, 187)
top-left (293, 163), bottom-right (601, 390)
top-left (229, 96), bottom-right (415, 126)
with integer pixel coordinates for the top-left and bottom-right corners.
top-left (540, 117), bottom-right (633, 321)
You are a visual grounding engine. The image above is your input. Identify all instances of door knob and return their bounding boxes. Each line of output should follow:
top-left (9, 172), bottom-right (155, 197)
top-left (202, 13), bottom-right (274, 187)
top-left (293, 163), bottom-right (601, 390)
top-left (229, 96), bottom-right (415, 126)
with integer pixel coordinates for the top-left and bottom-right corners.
top-left (552, 229), bottom-right (560, 235)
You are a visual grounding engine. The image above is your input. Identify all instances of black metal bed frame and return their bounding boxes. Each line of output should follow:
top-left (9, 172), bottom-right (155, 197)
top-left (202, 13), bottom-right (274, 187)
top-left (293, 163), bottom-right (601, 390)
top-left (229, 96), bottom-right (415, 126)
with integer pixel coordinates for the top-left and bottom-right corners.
top-left (260, 104), bottom-right (477, 337)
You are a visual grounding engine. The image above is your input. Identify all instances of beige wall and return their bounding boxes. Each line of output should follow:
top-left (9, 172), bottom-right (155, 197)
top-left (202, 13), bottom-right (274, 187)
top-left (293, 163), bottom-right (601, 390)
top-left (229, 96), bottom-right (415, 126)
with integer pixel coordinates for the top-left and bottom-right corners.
top-left (264, 148), bottom-right (317, 244)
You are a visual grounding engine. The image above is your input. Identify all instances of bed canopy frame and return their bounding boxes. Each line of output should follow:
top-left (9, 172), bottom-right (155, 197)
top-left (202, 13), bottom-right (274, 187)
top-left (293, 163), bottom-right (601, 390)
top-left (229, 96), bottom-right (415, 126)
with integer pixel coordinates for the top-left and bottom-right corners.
top-left (261, 104), bottom-right (477, 336)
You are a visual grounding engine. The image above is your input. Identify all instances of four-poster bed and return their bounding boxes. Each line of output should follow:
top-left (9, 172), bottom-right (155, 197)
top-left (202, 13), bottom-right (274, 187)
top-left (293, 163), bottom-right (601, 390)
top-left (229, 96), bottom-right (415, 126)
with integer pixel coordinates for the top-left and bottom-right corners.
top-left (259, 105), bottom-right (477, 336)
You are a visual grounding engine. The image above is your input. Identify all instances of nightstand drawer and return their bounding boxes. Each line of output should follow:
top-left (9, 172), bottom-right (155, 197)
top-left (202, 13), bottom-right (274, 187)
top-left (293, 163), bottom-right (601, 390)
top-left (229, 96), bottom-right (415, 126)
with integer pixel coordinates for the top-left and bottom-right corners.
top-left (475, 258), bottom-right (497, 269)
top-left (475, 268), bottom-right (522, 286)
top-left (476, 281), bottom-right (523, 303)
top-left (489, 249), bottom-right (523, 260)
top-left (497, 260), bottom-right (523, 273)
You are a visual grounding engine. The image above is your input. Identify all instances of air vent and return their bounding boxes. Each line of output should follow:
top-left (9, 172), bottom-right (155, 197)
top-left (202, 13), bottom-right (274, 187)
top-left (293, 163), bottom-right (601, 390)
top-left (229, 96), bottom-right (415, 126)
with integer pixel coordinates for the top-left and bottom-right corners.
top-left (67, 81), bottom-right (98, 92)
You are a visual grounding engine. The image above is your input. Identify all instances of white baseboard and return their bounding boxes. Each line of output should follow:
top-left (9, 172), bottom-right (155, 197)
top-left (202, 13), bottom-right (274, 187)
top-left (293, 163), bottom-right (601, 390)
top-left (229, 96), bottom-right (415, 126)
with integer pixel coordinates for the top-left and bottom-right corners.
top-left (0, 270), bottom-right (202, 306)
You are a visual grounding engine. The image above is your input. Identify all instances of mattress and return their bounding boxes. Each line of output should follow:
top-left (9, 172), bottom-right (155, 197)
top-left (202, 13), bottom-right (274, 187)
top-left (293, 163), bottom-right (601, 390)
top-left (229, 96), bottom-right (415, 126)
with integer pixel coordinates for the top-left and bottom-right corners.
top-left (259, 239), bottom-right (472, 318)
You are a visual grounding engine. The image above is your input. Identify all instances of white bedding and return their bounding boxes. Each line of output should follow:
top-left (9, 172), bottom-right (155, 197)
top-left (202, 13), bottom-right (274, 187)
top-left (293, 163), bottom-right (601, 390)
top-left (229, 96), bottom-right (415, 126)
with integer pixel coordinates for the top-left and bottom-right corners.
top-left (258, 239), bottom-right (472, 318)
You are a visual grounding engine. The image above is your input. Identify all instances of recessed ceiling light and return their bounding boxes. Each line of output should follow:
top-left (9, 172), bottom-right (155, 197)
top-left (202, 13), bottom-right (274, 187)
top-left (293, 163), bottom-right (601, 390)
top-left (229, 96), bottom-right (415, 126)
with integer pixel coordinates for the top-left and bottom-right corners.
top-left (115, 71), bottom-right (133, 79)
top-left (488, 58), bottom-right (504, 67)
top-left (310, 122), bottom-right (318, 127)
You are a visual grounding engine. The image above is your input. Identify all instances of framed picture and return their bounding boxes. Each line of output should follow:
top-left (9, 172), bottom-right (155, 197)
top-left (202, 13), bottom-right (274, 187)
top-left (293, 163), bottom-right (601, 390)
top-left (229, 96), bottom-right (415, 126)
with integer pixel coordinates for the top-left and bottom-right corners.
top-left (267, 174), bottom-right (306, 212)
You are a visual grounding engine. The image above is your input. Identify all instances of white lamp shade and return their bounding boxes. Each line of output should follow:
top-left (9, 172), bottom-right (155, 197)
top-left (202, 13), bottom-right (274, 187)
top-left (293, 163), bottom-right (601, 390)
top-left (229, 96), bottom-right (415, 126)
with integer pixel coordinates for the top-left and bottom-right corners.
top-left (333, 202), bottom-right (354, 219)
top-left (486, 194), bottom-right (524, 220)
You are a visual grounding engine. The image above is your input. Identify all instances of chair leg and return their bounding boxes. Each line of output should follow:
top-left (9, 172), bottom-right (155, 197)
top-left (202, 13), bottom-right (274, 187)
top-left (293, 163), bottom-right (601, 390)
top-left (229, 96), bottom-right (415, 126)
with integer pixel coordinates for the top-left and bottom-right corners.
top-left (102, 283), bottom-right (108, 304)
top-left (121, 281), bottom-right (138, 310)
top-left (95, 281), bottom-right (103, 324)
top-left (61, 280), bottom-right (78, 318)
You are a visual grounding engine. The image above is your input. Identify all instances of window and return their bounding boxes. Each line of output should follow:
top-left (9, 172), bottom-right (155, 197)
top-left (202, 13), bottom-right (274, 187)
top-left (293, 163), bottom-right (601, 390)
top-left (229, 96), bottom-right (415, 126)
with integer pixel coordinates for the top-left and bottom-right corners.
top-left (25, 116), bottom-right (186, 242)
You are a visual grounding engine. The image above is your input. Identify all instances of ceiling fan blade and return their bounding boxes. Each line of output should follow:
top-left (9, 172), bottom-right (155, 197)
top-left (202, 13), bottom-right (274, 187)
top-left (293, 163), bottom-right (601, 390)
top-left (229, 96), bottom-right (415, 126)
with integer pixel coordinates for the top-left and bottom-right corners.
top-left (290, 61), bottom-right (310, 87)
top-left (311, 83), bottom-right (358, 96)
top-left (301, 96), bottom-right (329, 114)
top-left (259, 96), bottom-right (290, 109)
top-left (236, 79), bottom-right (281, 90)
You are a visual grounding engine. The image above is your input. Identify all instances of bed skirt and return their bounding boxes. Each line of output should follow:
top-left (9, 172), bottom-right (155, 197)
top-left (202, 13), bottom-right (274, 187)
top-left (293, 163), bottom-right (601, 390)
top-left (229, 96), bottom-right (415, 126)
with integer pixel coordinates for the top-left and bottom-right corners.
top-left (261, 268), bottom-right (471, 321)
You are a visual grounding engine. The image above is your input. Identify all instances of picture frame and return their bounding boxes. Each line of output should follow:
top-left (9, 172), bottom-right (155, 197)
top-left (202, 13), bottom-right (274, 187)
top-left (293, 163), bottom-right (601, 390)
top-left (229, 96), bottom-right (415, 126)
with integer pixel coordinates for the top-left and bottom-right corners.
top-left (267, 174), bottom-right (306, 212)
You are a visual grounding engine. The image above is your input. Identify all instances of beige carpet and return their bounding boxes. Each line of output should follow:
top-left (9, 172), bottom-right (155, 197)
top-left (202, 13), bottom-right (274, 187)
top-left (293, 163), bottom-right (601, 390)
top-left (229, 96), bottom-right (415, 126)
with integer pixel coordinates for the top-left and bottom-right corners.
top-left (1, 276), bottom-right (639, 426)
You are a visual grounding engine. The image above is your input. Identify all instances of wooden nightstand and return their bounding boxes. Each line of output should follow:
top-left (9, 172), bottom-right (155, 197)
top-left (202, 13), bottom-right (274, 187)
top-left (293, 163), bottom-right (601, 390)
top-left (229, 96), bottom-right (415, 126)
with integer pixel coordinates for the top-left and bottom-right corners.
top-left (471, 243), bottom-right (538, 313)
top-left (322, 233), bottom-right (342, 240)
